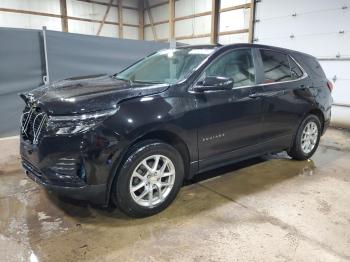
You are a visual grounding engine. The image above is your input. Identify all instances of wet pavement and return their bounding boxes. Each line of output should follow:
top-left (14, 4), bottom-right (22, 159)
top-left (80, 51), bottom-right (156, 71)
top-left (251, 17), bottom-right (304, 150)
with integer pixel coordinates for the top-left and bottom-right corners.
top-left (0, 128), bottom-right (349, 261)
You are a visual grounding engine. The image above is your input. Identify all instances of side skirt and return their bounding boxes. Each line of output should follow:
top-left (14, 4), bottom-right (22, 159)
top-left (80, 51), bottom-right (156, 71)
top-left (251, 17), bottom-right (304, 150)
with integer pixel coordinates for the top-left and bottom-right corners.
top-left (192, 134), bottom-right (292, 176)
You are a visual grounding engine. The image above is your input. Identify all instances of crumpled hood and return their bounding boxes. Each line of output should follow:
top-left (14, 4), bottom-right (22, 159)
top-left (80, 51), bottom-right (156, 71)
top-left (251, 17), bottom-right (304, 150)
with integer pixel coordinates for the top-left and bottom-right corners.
top-left (20, 74), bottom-right (169, 115)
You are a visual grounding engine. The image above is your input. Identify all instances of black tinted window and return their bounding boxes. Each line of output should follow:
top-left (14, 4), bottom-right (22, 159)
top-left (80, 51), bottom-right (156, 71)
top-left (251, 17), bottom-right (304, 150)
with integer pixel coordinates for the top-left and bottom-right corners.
top-left (289, 56), bottom-right (303, 79)
top-left (260, 50), bottom-right (291, 83)
top-left (202, 49), bottom-right (255, 88)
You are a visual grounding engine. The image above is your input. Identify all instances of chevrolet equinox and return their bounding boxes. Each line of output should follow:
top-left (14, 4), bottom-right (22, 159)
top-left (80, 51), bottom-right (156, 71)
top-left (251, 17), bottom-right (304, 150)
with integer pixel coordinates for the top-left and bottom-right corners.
top-left (20, 44), bottom-right (333, 217)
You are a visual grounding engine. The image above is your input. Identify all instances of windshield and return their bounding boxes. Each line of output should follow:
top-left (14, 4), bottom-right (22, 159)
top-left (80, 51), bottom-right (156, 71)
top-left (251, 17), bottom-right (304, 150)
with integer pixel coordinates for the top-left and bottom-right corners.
top-left (115, 48), bottom-right (214, 84)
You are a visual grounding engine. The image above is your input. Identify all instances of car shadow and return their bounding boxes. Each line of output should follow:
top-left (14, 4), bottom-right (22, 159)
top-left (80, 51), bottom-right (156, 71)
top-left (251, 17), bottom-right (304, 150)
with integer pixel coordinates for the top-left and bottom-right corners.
top-left (46, 151), bottom-right (316, 224)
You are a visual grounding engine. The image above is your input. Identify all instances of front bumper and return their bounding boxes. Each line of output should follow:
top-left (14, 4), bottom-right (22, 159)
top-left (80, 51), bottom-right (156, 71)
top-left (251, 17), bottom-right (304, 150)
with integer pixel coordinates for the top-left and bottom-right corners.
top-left (23, 159), bottom-right (106, 204)
top-left (20, 128), bottom-right (122, 205)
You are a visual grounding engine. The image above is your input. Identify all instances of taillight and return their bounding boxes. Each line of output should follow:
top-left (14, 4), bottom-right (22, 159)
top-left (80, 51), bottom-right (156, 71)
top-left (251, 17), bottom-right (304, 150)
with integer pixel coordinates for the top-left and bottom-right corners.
top-left (327, 80), bottom-right (334, 92)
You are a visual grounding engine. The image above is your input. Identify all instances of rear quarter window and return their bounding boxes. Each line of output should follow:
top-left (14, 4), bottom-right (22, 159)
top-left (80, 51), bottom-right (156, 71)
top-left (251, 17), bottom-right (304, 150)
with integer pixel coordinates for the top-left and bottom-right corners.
top-left (292, 53), bottom-right (326, 80)
top-left (288, 56), bottom-right (304, 79)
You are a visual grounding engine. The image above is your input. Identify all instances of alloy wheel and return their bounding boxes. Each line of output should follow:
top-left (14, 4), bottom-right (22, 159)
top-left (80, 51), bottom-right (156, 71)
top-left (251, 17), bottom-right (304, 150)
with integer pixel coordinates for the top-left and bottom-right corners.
top-left (129, 154), bottom-right (176, 208)
top-left (301, 121), bottom-right (318, 154)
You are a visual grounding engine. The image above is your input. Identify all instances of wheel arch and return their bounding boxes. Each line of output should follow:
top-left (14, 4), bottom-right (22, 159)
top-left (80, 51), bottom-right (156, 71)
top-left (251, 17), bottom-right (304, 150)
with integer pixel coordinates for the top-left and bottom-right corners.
top-left (289, 108), bottom-right (325, 152)
top-left (132, 130), bottom-right (191, 178)
top-left (308, 108), bottom-right (325, 133)
top-left (106, 129), bottom-right (191, 206)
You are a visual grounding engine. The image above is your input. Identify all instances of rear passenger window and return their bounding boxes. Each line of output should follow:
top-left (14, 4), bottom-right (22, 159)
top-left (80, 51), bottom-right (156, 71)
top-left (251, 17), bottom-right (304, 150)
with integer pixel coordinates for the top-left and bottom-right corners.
top-left (260, 50), bottom-right (292, 83)
top-left (289, 56), bottom-right (304, 79)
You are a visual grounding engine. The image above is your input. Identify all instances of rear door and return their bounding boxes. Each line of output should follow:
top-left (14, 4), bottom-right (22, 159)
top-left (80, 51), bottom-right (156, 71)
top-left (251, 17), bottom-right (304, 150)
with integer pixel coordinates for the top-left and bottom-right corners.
top-left (256, 49), bottom-right (312, 149)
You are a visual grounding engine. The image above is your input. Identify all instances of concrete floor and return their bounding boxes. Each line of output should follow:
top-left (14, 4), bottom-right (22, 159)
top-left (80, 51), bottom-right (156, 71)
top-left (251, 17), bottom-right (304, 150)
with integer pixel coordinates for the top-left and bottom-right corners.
top-left (0, 128), bottom-right (349, 262)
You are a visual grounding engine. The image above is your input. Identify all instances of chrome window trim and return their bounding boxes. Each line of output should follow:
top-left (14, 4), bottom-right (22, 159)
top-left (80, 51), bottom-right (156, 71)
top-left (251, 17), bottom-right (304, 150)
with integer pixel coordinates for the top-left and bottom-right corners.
top-left (188, 49), bottom-right (308, 94)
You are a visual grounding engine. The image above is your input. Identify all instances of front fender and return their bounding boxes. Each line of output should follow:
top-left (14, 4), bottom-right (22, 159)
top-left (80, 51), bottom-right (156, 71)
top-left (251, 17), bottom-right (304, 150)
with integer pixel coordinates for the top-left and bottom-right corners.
top-left (103, 92), bottom-right (198, 205)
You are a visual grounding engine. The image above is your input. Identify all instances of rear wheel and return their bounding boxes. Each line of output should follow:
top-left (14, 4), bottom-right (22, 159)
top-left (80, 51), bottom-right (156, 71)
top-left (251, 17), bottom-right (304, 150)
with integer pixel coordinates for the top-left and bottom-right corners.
top-left (288, 114), bottom-right (322, 160)
top-left (113, 140), bottom-right (184, 218)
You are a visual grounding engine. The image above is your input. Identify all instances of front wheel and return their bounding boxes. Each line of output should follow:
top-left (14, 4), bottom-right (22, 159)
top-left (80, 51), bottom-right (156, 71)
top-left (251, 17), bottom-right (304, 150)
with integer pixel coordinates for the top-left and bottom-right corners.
top-left (288, 114), bottom-right (322, 160)
top-left (113, 140), bottom-right (184, 218)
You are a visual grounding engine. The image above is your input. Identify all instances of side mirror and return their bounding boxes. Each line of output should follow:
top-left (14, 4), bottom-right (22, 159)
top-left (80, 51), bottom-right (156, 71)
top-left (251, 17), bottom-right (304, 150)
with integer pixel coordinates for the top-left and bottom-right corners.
top-left (193, 76), bottom-right (234, 92)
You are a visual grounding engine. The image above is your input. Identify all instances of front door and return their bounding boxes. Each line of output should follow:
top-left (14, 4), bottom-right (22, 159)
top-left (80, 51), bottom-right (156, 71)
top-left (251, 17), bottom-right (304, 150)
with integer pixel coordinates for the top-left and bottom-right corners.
top-left (192, 48), bottom-right (264, 172)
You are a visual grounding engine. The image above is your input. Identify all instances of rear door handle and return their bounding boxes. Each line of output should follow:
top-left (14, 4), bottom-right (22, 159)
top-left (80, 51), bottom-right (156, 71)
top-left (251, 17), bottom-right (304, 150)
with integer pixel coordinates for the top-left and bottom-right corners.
top-left (249, 93), bottom-right (263, 99)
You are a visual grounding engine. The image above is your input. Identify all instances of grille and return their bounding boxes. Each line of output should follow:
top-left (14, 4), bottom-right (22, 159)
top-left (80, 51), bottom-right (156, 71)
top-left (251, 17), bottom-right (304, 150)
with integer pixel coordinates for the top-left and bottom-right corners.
top-left (49, 157), bottom-right (81, 177)
top-left (21, 106), bottom-right (48, 144)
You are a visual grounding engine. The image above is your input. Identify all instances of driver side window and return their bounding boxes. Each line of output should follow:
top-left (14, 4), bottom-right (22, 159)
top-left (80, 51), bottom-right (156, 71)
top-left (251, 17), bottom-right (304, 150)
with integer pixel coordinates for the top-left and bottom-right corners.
top-left (201, 49), bottom-right (255, 88)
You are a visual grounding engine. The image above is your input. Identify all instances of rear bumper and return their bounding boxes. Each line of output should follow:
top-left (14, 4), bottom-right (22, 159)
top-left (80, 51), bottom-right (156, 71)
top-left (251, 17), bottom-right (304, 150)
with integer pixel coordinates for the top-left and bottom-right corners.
top-left (322, 119), bottom-right (330, 135)
top-left (23, 159), bottom-right (107, 205)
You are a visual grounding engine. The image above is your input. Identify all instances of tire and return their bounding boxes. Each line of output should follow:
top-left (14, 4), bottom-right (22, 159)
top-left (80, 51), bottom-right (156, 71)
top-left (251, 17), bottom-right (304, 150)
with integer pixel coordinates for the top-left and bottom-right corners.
top-left (288, 114), bottom-right (322, 160)
top-left (112, 140), bottom-right (185, 218)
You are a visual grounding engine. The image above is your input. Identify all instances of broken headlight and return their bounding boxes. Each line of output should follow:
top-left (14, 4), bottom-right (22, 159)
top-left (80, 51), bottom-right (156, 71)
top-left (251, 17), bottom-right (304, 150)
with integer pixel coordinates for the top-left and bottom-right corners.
top-left (47, 108), bottom-right (119, 135)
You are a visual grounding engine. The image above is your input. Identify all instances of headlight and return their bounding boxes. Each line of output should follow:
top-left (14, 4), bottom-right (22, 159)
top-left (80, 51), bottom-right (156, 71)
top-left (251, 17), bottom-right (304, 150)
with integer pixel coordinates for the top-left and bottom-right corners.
top-left (47, 108), bottom-right (118, 135)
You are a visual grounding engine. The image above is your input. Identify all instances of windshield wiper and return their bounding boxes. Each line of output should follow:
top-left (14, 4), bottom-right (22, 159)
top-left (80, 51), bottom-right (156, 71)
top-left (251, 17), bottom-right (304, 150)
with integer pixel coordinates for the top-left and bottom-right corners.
top-left (132, 80), bottom-right (164, 84)
top-left (114, 75), bottom-right (134, 85)
top-left (114, 75), bottom-right (164, 85)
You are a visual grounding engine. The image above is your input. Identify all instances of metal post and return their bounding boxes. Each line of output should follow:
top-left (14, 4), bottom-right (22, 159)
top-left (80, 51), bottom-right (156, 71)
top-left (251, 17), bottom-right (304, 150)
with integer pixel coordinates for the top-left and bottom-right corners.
top-left (42, 26), bottom-right (50, 85)
top-left (169, 38), bottom-right (176, 49)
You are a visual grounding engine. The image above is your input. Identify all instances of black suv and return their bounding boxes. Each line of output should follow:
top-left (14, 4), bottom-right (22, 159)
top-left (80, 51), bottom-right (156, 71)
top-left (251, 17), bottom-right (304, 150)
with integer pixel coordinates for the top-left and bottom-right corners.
top-left (20, 44), bottom-right (332, 217)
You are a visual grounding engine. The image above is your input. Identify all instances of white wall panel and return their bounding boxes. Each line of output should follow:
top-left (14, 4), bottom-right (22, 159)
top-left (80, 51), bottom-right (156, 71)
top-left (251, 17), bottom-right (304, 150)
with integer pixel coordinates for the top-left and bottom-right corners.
top-left (175, 0), bottom-right (211, 17)
top-left (122, 8), bottom-right (138, 25)
top-left (148, 4), bottom-right (169, 23)
top-left (194, 0), bottom-right (212, 13)
top-left (144, 10), bottom-right (149, 24)
top-left (221, 0), bottom-right (250, 9)
top-left (143, 10), bottom-right (149, 24)
top-left (148, 0), bottom-right (167, 6)
top-left (254, 33), bottom-right (350, 59)
top-left (320, 61), bottom-right (350, 106)
top-left (144, 23), bottom-right (169, 40)
top-left (123, 26), bottom-right (138, 39)
top-left (254, 11), bottom-right (350, 57)
top-left (255, 1), bottom-right (350, 57)
top-left (123, 0), bottom-right (138, 8)
top-left (219, 32), bottom-right (248, 44)
top-left (155, 23), bottom-right (169, 39)
top-left (144, 26), bottom-right (154, 40)
top-left (256, 0), bottom-right (346, 20)
top-left (175, 0), bottom-right (194, 17)
top-left (254, 0), bottom-right (350, 127)
top-left (68, 20), bottom-right (118, 38)
top-left (0, 0), bottom-right (140, 39)
top-left (219, 8), bottom-right (250, 32)
top-left (0, 12), bottom-right (62, 31)
top-left (256, 10), bottom-right (349, 38)
top-left (331, 106), bottom-right (350, 128)
top-left (99, 23), bottom-right (118, 38)
top-left (178, 37), bottom-right (211, 45)
top-left (175, 15), bottom-right (211, 36)
top-left (67, 0), bottom-right (118, 22)
top-left (0, 0), bottom-right (61, 14)
top-left (0, 0), bottom-right (61, 30)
